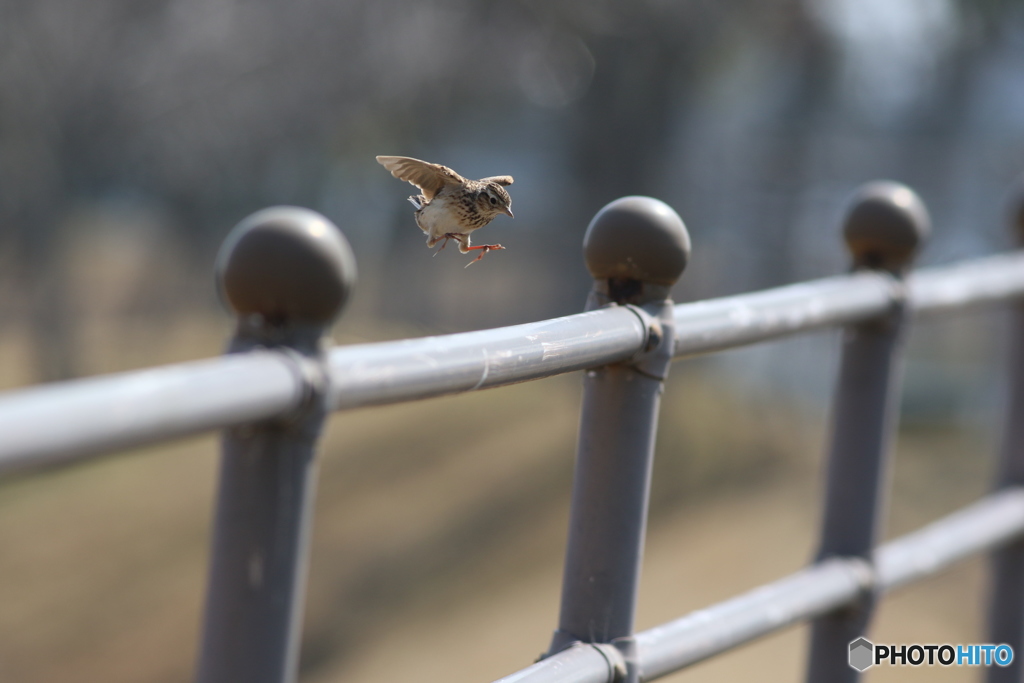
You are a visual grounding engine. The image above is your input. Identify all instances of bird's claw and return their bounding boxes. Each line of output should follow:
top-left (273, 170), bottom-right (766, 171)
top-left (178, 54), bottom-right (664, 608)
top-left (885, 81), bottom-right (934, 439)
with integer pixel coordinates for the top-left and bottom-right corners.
top-left (464, 244), bottom-right (505, 268)
top-left (434, 233), bottom-right (464, 256)
top-left (432, 235), bottom-right (460, 255)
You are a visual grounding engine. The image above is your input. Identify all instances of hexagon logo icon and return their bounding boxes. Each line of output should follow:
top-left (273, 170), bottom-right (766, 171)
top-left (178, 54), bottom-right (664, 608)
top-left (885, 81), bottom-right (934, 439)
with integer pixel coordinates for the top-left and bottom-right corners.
top-left (849, 637), bottom-right (874, 672)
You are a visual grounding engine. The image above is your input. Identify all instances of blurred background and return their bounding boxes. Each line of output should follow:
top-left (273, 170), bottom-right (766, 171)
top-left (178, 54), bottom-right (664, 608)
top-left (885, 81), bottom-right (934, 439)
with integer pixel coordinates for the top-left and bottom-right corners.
top-left (1, 0), bottom-right (1024, 681)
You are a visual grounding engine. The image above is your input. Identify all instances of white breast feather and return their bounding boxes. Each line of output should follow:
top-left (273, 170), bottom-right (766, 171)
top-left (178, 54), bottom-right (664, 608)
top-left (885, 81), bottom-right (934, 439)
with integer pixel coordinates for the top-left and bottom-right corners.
top-left (417, 196), bottom-right (460, 238)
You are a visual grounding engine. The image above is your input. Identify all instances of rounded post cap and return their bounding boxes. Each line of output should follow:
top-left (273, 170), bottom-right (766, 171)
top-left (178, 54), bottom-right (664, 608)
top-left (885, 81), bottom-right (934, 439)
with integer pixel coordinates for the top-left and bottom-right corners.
top-left (583, 196), bottom-right (690, 286)
top-left (216, 206), bottom-right (357, 325)
top-left (843, 181), bottom-right (930, 272)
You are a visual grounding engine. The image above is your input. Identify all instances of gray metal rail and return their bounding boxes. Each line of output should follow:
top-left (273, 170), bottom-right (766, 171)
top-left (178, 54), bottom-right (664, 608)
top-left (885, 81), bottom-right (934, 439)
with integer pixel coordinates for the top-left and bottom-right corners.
top-left (2, 182), bottom-right (1024, 683)
top-left (2, 251), bottom-right (1023, 473)
top-left (508, 487), bottom-right (1024, 683)
top-left (0, 352), bottom-right (305, 471)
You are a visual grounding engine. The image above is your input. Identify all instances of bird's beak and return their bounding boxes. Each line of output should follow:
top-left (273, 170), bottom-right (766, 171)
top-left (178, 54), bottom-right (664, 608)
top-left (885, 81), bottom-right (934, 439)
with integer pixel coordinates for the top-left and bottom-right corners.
top-left (504, 208), bottom-right (514, 218)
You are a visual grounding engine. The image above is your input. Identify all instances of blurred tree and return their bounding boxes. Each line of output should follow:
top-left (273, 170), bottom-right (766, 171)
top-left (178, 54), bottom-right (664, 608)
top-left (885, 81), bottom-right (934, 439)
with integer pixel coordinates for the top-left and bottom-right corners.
top-left (0, 0), bottom-right (511, 378)
top-left (1, 0), bottom-right (1023, 380)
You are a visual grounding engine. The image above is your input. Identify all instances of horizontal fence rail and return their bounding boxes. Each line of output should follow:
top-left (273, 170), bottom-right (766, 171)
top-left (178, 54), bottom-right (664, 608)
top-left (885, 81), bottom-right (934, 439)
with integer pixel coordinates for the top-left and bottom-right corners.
top-left (326, 306), bottom-right (649, 410)
top-left (0, 352), bottom-right (307, 471)
top-left (503, 488), bottom-right (1024, 683)
top-left (2, 251), bottom-right (1024, 473)
top-left (3, 182), bottom-right (1024, 683)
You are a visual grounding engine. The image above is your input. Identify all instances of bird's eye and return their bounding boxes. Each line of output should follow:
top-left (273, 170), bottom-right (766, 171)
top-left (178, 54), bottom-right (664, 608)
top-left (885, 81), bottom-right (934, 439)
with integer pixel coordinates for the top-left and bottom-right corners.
top-left (489, 196), bottom-right (498, 205)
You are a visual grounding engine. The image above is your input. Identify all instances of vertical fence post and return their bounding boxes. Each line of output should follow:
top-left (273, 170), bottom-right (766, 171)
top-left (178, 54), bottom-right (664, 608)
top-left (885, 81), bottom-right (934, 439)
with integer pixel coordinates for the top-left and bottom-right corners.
top-left (806, 182), bottom-right (929, 682)
top-left (987, 180), bottom-right (1024, 683)
top-left (195, 207), bottom-right (356, 683)
top-left (546, 197), bottom-right (690, 683)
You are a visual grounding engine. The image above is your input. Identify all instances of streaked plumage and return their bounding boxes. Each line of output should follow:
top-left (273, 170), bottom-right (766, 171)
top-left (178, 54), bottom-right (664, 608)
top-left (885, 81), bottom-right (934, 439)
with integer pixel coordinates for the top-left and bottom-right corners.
top-left (376, 155), bottom-right (514, 265)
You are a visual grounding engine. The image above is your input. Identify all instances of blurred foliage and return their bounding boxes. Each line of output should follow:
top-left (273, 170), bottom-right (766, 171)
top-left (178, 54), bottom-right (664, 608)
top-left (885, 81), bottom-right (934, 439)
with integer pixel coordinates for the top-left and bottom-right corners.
top-left (2, 0), bottom-right (1024, 381)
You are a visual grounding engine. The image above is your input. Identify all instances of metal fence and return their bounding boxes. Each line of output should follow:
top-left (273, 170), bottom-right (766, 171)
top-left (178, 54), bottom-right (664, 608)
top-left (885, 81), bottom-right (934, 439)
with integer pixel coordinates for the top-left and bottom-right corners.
top-left (2, 181), bottom-right (1024, 683)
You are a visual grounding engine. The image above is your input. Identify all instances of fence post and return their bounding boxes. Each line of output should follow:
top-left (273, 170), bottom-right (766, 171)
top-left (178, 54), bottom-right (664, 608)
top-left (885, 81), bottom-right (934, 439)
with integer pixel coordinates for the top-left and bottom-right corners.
top-left (986, 180), bottom-right (1024, 683)
top-left (546, 197), bottom-right (690, 683)
top-left (195, 207), bottom-right (356, 683)
top-left (806, 182), bottom-right (929, 682)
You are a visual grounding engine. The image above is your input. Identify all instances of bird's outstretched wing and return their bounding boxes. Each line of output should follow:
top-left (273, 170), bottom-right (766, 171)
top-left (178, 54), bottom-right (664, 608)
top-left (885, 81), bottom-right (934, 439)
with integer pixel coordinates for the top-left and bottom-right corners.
top-left (479, 175), bottom-right (514, 186)
top-left (376, 156), bottom-right (466, 201)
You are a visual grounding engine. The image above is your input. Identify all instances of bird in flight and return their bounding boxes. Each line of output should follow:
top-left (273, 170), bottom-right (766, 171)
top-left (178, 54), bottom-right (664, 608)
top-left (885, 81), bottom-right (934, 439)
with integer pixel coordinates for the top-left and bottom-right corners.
top-left (376, 155), bottom-right (514, 266)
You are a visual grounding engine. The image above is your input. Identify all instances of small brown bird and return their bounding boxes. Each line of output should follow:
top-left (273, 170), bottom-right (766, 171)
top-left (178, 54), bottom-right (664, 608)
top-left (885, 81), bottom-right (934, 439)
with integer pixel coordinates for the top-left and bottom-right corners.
top-left (376, 155), bottom-right (514, 265)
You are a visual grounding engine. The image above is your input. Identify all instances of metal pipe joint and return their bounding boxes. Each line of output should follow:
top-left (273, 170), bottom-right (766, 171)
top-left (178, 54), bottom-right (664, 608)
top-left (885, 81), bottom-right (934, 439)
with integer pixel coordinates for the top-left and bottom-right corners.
top-left (582, 196), bottom-right (691, 379)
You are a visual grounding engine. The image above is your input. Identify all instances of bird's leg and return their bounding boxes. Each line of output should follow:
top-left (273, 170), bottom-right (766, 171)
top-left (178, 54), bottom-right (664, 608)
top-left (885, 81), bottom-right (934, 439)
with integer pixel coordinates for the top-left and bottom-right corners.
top-left (462, 243), bottom-right (505, 267)
top-left (433, 233), bottom-right (465, 256)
